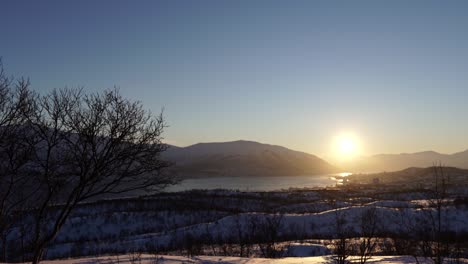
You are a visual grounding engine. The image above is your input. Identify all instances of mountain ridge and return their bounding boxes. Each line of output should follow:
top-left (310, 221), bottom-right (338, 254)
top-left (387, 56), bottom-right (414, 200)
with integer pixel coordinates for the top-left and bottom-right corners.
top-left (164, 140), bottom-right (468, 175)
top-left (163, 140), bottom-right (338, 177)
top-left (347, 148), bottom-right (468, 172)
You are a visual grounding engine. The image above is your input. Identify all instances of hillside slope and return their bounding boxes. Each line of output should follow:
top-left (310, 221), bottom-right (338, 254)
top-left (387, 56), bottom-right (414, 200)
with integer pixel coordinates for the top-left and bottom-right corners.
top-left (163, 140), bottom-right (337, 177)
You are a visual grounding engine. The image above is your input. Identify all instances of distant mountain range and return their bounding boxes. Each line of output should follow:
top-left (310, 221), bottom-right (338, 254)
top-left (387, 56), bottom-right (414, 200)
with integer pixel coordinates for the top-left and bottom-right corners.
top-left (351, 166), bottom-right (468, 185)
top-left (163, 140), bottom-right (338, 177)
top-left (162, 140), bottom-right (468, 177)
top-left (346, 149), bottom-right (468, 173)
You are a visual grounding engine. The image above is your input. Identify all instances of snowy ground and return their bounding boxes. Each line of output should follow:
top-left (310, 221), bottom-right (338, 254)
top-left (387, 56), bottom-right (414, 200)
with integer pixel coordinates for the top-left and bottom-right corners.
top-left (37, 254), bottom-right (468, 264)
top-left (6, 189), bottom-right (468, 261)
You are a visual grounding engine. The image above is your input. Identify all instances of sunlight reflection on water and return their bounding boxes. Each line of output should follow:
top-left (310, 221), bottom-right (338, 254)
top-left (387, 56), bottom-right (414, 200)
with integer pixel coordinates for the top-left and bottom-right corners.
top-left (337, 172), bottom-right (352, 177)
top-left (166, 173), bottom-right (350, 192)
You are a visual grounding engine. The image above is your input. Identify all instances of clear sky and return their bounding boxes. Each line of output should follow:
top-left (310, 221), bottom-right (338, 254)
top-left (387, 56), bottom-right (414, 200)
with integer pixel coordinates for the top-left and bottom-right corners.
top-left (1, 0), bottom-right (468, 161)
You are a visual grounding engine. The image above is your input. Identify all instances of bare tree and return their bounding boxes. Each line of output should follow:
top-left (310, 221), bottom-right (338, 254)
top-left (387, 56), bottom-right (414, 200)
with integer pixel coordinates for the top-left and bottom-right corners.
top-left (329, 199), bottom-right (353, 264)
top-left (0, 60), bottom-right (37, 261)
top-left (426, 164), bottom-right (450, 264)
top-left (356, 206), bottom-right (380, 264)
top-left (0, 76), bottom-right (177, 263)
top-left (250, 213), bottom-right (284, 258)
top-left (393, 164), bottom-right (452, 264)
top-left (19, 87), bottom-right (175, 263)
top-left (233, 214), bottom-right (254, 257)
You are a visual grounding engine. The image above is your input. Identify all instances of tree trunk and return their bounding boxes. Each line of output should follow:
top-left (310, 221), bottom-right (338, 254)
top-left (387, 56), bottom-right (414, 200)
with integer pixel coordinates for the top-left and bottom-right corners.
top-left (1, 236), bottom-right (6, 262)
top-left (32, 247), bottom-right (44, 264)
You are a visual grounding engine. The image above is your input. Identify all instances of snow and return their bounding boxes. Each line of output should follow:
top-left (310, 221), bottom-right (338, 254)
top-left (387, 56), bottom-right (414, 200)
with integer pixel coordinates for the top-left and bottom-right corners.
top-left (7, 189), bottom-right (468, 261)
top-left (36, 202), bottom-right (468, 258)
top-left (34, 254), bottom-right (467, 264)
top-left (120, 205), bottom-right (468, 248)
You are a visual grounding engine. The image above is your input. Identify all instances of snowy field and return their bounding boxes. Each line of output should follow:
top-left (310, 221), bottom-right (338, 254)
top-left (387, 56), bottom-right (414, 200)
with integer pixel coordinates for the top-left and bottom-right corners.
top-left (36, 254), bottom-right (468, 264)
top-left (5, 188), bottom-right (468, 261)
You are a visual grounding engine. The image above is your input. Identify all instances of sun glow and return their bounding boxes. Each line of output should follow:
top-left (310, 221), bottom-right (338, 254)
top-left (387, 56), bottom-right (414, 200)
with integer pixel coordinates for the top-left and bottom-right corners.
top-left (334, 133), bottom-right (360, 160)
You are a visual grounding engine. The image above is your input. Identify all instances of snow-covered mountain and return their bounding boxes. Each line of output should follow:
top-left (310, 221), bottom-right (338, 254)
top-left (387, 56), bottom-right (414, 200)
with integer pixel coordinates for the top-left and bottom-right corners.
top-left (163, 140), bottom-right (337, 177)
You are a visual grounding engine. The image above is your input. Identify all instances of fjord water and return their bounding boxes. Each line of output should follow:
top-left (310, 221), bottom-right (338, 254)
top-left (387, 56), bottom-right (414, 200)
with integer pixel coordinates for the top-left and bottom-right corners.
top-left (167, 174), bottom-right (341, 192)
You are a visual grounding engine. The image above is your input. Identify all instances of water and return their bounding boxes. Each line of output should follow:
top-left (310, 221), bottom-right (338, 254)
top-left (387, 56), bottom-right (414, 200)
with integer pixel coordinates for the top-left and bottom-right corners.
top-left (166, 174), bottom-right (348, 192)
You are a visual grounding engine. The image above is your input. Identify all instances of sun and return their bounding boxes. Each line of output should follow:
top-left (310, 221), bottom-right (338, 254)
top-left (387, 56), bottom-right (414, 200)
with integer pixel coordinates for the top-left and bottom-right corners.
top-left (334, 133), bottom-right (359, 159)
top-left (339, 138), bottom-right (355, 154)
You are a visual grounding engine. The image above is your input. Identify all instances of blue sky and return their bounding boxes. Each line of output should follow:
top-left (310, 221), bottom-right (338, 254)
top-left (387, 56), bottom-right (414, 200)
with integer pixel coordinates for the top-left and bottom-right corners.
top-left (1, 0), bottom-right (468, 159)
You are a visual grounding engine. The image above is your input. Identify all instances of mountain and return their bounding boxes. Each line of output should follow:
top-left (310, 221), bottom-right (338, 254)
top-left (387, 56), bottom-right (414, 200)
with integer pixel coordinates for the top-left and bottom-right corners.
top-left (350, 166), bottom-right (468, 186)
top-left (163, 140), bottom-right (337, 177)
top-left (347, 149), bottom-right (468, 173)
